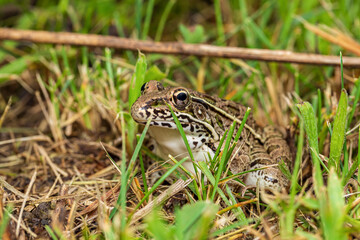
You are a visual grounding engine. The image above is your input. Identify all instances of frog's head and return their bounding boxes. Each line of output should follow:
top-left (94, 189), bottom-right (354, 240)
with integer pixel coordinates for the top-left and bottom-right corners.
top-left (131, 80), bottom-right (218, 139)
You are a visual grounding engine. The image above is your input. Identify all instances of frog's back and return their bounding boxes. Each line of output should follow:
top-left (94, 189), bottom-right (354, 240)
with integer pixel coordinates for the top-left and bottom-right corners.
top-left (190, 90), bottom-right (256, 134)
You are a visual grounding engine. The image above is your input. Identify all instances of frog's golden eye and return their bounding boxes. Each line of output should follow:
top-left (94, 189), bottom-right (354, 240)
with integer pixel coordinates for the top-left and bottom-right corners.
top-left (172, 89), bottom-right (190, 108)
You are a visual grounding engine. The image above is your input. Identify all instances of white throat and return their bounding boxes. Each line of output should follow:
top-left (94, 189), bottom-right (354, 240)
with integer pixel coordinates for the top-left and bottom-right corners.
top-left (148, 126), bottom-right (215, 174)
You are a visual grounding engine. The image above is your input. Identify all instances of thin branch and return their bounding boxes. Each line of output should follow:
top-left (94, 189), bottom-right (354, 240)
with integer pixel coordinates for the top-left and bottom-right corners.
top-left (0, 28), bottom-right (360, 67)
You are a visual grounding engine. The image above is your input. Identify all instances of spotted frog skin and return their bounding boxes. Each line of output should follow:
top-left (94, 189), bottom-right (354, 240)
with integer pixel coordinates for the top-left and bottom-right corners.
top-left (131, 80), bottom-right (292, 191)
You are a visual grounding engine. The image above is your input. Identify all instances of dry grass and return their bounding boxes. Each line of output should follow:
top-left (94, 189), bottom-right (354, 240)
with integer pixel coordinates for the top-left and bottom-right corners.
top-left (1, 1), bottom-right (360, 239)
top-left (1, 54), bottom-right (359, 239)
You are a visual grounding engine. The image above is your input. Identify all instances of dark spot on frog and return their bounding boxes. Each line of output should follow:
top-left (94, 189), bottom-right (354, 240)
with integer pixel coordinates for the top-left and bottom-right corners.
top-left (153, 109), bottom-right (161, 115)
top-left (264, 176), bottom-right (278, 184)
top-left (181, 123), bottom-right (189, 128)
top-left (190, 124), bottom-right (194, 132)
top-left (250, 159), bottom-right (262, 168)
top-left (161, 122), bottom-right (172, 128)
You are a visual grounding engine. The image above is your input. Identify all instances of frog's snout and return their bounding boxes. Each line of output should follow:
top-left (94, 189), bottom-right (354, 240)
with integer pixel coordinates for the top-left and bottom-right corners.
top-left (130, 101), bottom-right (146, 123)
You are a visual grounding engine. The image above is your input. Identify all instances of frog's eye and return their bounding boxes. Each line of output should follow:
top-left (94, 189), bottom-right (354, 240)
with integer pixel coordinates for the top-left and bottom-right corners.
top-left (172, 89), bottom-right (190, 108)
top-left (140, 82), bottom-right (148, 94)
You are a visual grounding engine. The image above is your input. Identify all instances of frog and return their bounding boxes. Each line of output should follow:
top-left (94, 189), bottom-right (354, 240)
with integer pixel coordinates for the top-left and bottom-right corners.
top-left (131, 80), bottom-right (292, 191)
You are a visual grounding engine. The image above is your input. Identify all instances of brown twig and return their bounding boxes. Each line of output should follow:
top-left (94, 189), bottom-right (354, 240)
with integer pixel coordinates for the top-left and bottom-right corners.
top-left (0, 28), bottom-right (360, 67)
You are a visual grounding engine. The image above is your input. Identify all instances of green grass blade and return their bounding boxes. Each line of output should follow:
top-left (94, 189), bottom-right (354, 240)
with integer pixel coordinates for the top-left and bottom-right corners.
top-left (359, 126), bottom-right (360, 184)
top-left (0, 56), bottom-right (35, 84)
top-left (278, 159), bottom-right (292, 180)
top-left (105, 48), bottom-right (115, 98)
top-left (214, 0), bottom-right (225, 45)
top-left (347, 78), bottom-right (360, 130)
top-left (139, 153), bottom-right (148, 197)
top-left (246, 19), bottom-right (274, 49)
top-left (142, 0), bottom-right (155, 39)
top-left (210, 129), bottom-right (228, 169)
top-left (110, 117), bottom-right (151, 219)
top-left (297, 101), bottom-right (323, 194)
top-left (277, 0), bottom-right (299, 48)
top-left (211, 121), bottom-right (236, 200)
top-left (197, 161), bottom-right (216, 185)
top-left (225, 185), bottom-right (247, 222)
top-left (145, 65), bottom-right (166, 82)
top-left (167, 103), bottom-right (202, 200)
top-left (113, 11), bottom-right (135, 62)
top-left (343, 141), bottom-right (349, 178)
top-left (119, 112), bottom-right (127, 228)
top-left (329, 89), bottom-right (348, 173)
top-left (238, 0), bottom-right (255, 46)
top-left (174, 201), bottom-right (218, 240)
top-left (0, 205), bottom-right (12, 238)
top-left (166, 103), bottom-right (195, 164)
top-left (342, 152), bottom-right (358, 186)
top-left (128, 157), bottom-right (188, 219)
top-left (45, 225), bottom-right (59, 240)
top-left (125, 118), bottom-right (152, 180)
top-left (280, 122), bottom-right (304, 237)
top-left (128, 53), bottom-right (147, 146)
top-left (129, 53), bottom-right (147, 107)
top-left (58, 0), bottom-right (68, 13)
top-left (317, 89), bottom-right (322, 132)
top-left (297, 102), bottom-right (319, 154)
top-left (155, 0), bottom-right (176, 41)
top-left (135, 0), bottom-right (143, 39)
top-left (145, 209), bottom-right (173, 239)
top-left (340, 52), bottom-right (344, 89)
top-left (169, 155), bottom-right (195, 179)
top-left (234, 107), bottom-right (251, 142)
top-left (198, 161), bottom-right (245, 221)
top-left (320, 169), bottom-right (347, 240)
top-left (290, 122), bottom-right (304, 196)
top-left (216, 108), bottom-right (250, 178)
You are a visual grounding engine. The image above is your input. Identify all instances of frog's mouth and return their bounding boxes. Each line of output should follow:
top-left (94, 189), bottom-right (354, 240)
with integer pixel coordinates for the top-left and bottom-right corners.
top-left (131, 104), bottom-right (173, 125)
top-left (131, 98), bottom-right (219, 140)
top-left (133, 114), bottom-right (219, 141)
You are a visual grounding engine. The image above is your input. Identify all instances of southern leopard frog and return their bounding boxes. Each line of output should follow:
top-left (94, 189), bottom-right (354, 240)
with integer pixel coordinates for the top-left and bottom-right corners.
top-left (131, 80), bottom-right (292, 191)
